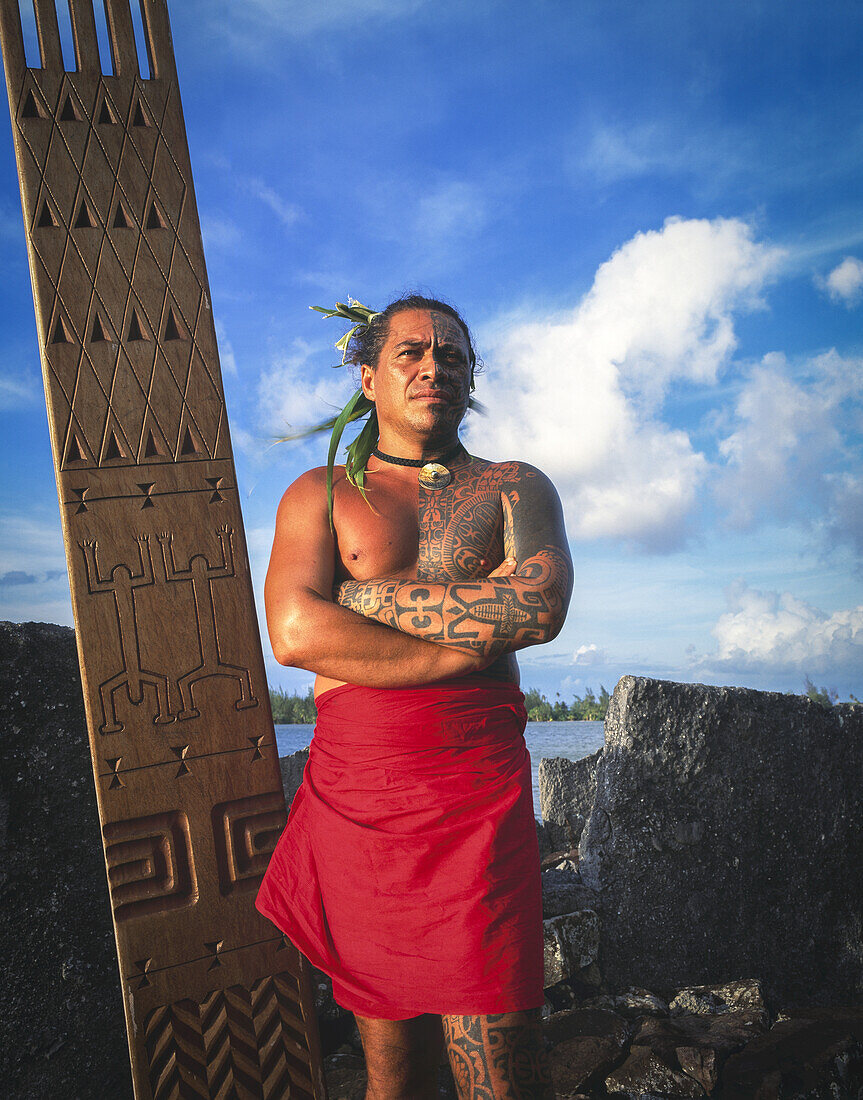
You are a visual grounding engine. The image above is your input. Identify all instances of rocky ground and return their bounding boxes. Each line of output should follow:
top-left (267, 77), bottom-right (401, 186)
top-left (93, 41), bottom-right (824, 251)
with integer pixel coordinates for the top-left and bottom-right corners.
top-left (4, 623), bottom-right (860, 1098)
top-left (322, 979), bottom-right (863, 1099)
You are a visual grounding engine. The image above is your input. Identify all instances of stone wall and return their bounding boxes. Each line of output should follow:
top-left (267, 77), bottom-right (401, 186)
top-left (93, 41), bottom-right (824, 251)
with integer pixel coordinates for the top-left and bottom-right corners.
top-left (539, 750), bottom-right (601, 852)
top-left (0, 622), bottom-right (131, 1099)
top-left (5, 624), bottom-right (860, 1096)
top-left (574, 676), bottom-right (863, 1008)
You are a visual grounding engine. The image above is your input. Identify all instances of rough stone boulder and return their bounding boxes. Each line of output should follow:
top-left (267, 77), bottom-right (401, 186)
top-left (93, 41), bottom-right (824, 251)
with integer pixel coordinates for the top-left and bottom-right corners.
top-left (720, 1007), bottom-right (863, 1099)
top-left (279, 745), bottom-right (310, 807)
top-left (669, 978), bottom-right (769, 1027)
top-left (543, 1007), bottom-right (629, 1097)
top-left (543, 910), bottom-right (599, 987)
top-left (539, 749), bottom-right (601, 852)
top-left (0, 622), bottom-right (131, 1099)
top-left (541, 862), bottom-right (598, 918)
top-left (578, 676), bottom-right (863, 1008)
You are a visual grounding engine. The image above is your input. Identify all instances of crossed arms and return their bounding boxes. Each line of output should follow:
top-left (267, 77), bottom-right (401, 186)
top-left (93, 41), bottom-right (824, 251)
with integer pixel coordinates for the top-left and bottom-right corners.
top-left (336, 479), bottom-right (572, 660)
top-left (265, 463), bottom-right (572, 688)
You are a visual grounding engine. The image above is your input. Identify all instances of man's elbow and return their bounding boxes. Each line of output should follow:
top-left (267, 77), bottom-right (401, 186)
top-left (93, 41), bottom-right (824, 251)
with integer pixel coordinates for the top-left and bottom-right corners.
top-left (267, 606), bottom-right (311, 668)
top-left (542, 613), bottom-right (566, 645)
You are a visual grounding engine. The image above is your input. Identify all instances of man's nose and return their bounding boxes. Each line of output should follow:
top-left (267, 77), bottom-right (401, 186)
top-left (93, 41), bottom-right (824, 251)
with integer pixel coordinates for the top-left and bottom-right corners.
top-left (419, 350), bottom-right (447, 381)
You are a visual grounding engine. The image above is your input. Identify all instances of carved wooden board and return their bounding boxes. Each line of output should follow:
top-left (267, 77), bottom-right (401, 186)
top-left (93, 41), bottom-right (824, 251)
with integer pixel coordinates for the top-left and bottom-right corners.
top-left (0, 2), bottom-right (326, 1097)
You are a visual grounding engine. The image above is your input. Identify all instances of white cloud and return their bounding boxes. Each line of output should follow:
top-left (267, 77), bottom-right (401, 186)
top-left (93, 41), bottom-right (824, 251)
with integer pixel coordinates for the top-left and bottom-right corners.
top-left (200, 214), bottom-right (242, 252)
top-left (822, 256), bottom-right (863, 307)
top-left (572, 643), bottom-right (606, 666)
top-left (827, 473), bottom-right (863, 558)
top-left (414, 181), bottom-right (488, 242)
top-left (0, 371), bottom-right (37, 408)
top-left (467, 216), bottom-right (782, 549)
top-left (240, 177), bottom-right (302, 229)
top-left (581, 122), bottom-right (679, 183)
top-left (715, 350), bottom-right (863, 539)
top-left (207, 0), bottom-right (428, 46)
top-left (0, 512), bottom-right (72, 625)
top-left (215, 320), bottom-right (238, 376)
top-left (361, 176), bottom-right (492, 272)
top-left (701, 579), bottom-right (863, 678)
top-left (257, 341), bottom-right (356, 437)
top-left (715, 354), bottom-right (839, 529)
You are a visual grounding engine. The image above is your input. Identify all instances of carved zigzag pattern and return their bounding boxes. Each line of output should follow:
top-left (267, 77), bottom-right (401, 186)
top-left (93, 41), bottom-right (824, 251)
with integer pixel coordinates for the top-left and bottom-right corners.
top-left (144, 975), bottom-right (316, 1100)
top-left (145, 1000), bottom-right (209, 1100)
top-left (251, 974), bottom-right (315, 1100)
top-left (200, 986), bottom-right (262, 1100)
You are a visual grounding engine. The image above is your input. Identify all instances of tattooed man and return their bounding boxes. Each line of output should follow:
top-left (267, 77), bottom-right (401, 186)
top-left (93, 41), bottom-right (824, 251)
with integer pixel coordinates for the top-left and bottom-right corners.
top-left (257, 295), bottom-right (572, 1099)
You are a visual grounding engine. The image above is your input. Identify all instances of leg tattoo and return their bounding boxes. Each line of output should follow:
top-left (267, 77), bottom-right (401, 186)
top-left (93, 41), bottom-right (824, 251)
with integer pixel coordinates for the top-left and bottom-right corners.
top-left (442, 1011), bottom-right (553, 1099)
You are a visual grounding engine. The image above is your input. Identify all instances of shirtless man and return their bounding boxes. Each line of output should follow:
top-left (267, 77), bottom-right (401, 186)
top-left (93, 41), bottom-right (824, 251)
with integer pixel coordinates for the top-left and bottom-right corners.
top-left (258, 296), bottom-right (572, 1099)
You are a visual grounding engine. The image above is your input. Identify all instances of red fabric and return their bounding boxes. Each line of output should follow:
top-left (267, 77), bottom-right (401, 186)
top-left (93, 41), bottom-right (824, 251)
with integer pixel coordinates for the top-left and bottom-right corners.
top-left (256, 677), bottom-right (543, 1020)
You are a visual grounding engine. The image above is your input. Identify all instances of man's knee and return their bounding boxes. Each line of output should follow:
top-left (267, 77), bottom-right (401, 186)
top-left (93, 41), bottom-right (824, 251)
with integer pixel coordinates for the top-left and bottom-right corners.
top-left (442, 1010), bottom-right (553, 1099)
top-left (355, 1013), bottom-right (443, 1100)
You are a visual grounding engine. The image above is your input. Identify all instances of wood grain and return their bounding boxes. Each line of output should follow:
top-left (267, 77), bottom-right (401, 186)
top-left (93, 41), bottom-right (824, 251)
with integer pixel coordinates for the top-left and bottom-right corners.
top-left (0, 2), bottom-right (326, 1096)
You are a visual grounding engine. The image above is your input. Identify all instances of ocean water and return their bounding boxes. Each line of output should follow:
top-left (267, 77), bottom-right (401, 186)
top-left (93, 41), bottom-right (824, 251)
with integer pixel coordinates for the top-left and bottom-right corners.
top-left (274, 719), bottom-right (605, 820)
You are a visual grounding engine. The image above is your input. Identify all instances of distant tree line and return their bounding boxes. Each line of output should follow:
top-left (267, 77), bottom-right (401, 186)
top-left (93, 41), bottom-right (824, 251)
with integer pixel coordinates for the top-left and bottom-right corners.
top-left (270, 687), bottom-right (316, 724)
top-left (804, 676), bottom-right (860, 708)
top-left (268, 685), bottom-right (611, 724)
top-left (269, 679), bottom-right (858, 724)
top-left (523, 686), bottom-right (610, 722)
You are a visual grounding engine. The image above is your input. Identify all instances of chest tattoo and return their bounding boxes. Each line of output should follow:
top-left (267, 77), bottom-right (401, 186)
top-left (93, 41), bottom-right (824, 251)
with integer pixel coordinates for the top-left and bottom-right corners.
top-left (417, 460), bottom-right (528, 581)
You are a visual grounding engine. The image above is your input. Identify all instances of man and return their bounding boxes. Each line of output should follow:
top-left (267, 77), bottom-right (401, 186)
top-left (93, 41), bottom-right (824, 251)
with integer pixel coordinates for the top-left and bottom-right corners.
top-left (257, 295), bottom-right (572, 1099)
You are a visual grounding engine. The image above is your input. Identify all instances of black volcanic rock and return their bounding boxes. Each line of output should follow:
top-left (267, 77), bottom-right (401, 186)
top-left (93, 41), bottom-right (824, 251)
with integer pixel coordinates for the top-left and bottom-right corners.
top-left (0, 622), bottom-right (131, 1099)
top-left (579, 675), bottom-right (863, 1009)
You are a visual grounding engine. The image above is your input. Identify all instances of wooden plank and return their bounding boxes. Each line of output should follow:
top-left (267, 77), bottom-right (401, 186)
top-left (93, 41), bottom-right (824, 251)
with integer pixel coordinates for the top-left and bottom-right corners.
top-left (33, 0), bottom-right (64, 70)
top-left (0, 0), bottom-right (26, 86)
top-left (69, 0), bottom-right (101, 73)
top-left (104, 0), bottom-right (139, 77)
top-left (0, 2), bottom-right (328, 1097)
top-left (140, 0), bottom-right (176, 83)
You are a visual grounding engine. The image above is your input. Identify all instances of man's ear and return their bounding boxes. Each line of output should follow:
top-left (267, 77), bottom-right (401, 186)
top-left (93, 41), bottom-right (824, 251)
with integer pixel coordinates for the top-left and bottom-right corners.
top-left (360, 363), bottom-right (375, 400)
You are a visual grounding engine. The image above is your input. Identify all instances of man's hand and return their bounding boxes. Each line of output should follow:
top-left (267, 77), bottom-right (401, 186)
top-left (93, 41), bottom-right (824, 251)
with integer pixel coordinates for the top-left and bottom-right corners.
top-left (335, 547), bottom-right (568, 659)
top-left (334, 464), bottom-right (572, 660)
top-left (487, 557), bottom-right (517, 578)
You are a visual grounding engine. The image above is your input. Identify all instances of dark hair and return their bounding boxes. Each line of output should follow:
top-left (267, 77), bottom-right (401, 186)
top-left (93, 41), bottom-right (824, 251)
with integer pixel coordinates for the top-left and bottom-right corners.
top-left (343, 294), bottom-right (479, 376)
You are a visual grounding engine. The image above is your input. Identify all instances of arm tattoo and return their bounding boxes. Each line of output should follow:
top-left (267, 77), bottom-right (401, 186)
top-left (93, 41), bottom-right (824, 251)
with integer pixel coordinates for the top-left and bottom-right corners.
top-left (442, 1012), bottom-right (553, 1100)
top-left (337, 545), bottom-right (570, 655)
top-left (336, 457), bottom-right (573, 659)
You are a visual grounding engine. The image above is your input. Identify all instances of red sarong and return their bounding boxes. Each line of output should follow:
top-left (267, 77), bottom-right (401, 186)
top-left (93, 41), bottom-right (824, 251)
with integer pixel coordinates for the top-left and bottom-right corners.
top-left (256, 677), bottom-right (543, 1019)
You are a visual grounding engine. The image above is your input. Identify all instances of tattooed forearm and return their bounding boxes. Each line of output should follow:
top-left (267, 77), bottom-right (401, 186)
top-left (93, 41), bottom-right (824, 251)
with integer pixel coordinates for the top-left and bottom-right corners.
top-left (336, 545), bottom-right (571, 657)
top-left (442, 1012), bottom-right (553, 1100)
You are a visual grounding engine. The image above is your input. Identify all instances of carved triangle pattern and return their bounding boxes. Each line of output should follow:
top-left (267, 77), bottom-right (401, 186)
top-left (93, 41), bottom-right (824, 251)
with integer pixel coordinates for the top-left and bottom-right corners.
top-left (3, 10), bottom-right (324, 1098)
top-left (16, 69), bottom-right (226, 469)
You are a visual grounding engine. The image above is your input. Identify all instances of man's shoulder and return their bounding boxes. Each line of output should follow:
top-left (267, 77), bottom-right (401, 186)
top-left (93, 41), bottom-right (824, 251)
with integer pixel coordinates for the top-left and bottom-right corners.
top-left (282, 464), bottom-right (347, 495)
top-left (468, 455), bottom-right (555, 488)
top-left (276, 465), bottom-right (346, 518)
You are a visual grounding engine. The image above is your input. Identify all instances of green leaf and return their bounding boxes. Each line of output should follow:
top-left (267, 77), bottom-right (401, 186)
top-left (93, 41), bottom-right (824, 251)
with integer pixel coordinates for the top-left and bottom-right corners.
top-left (344, 411), bottom-right (378, 506)
top-left (325, 389), bottom-right (375, 530)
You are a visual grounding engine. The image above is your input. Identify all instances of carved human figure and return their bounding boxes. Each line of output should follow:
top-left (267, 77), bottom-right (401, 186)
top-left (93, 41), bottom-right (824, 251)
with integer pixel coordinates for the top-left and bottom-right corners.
top-left (79, 535), bottom-right (174, 733)
top-left (257, 296), bottom-right (573, 1098)
top-left (156, 526), bottom-right (258, 719)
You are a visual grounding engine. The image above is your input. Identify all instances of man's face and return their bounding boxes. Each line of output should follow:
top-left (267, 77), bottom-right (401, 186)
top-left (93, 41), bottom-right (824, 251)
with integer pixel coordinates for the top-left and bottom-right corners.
top-left (360, 309), bottom-right (472, 444)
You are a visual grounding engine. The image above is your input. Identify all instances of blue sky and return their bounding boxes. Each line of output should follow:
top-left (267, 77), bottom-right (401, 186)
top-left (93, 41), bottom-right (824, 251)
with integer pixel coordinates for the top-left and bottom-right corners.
top-left (1, 0), bottom-right (861, 701)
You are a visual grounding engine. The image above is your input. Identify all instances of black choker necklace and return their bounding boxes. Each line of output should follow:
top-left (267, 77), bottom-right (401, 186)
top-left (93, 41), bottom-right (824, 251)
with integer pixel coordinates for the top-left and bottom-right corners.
top-left (372, 443), bottom-right (462, 490)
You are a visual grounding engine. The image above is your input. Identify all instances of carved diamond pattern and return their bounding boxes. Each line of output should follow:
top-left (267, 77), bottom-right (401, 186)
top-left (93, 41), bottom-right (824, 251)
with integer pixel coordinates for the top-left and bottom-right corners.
top-left (18, 67), bottom-right (222, 471)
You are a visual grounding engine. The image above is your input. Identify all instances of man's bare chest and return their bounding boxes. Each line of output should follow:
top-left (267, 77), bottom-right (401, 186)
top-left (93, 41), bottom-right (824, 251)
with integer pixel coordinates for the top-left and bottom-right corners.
top-left (332, 461), bottom-right (510, 584)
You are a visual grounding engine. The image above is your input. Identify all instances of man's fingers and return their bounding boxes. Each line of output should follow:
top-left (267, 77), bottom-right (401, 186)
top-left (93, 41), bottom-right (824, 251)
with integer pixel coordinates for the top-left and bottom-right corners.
top-left (487, 557), bottom-right (517, 577)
